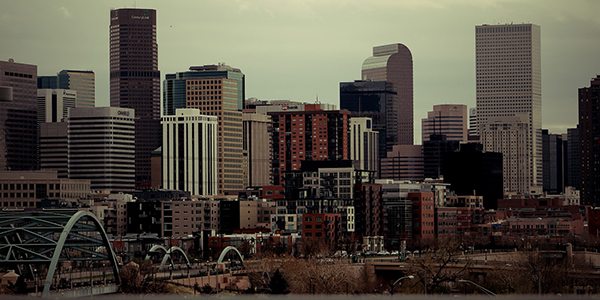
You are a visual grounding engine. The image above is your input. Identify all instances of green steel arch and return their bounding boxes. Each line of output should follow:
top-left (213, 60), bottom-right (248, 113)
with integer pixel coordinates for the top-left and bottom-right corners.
top-left (0, 209), bottom-right (121, 297)
top-left (217, 246), bottom-right (244, 266)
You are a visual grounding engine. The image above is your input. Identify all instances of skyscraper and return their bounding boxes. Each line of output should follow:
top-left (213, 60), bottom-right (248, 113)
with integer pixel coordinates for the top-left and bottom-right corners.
top-left (67, 107), bottom-right (135, 192)
top-left (38, 70), bottom-right (95, 107)
top-left (579, 76), bottom-right (600, 205)
top-left (0, 59), bottom-right (38, 171)
top-left (110, 8), bottom-right (161, 189)
top-left (163, 65), bottom-right (245, 194)
top-left (421, 104), bottom-right (468, 143)
top-left (340, 80), bottom-right (397, 160)
top-left (161, 109), bottom-right (218, 196)
top-left (476, 24), bottom-right (542, 196)
top-left (362, 43), bottom-right (413, 145)
top-left (58, 70), bottom-right (95, 107)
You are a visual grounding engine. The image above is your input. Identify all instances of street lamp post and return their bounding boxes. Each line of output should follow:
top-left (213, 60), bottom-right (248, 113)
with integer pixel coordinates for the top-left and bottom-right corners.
top-left (390, 275), bottom-right (415, 295)
top-left (33, 268), bottom-right (38, 295)
top-left (457, 279), bottom-right (496, 296)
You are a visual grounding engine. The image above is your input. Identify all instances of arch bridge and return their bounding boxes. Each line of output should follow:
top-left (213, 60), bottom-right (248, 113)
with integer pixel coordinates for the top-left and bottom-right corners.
top-left (0, 210), bottom-right (121, 297)
top-left (145, 244), bottom-right (191, 270)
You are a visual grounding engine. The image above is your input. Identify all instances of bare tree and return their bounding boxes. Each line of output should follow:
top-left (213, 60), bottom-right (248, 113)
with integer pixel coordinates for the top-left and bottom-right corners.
top-left (406, 239), bottom-right (472, 294)
top-left (279, 258), bottom-right (368, 293)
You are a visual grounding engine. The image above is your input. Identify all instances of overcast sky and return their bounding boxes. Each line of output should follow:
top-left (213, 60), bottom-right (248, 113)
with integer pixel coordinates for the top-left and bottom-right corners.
top-left (2, 0), bottom-right (599, 143)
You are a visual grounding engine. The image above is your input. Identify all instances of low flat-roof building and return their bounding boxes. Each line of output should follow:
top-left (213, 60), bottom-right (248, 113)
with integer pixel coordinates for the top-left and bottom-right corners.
top-left (0, 170), bottom-right (90, 208)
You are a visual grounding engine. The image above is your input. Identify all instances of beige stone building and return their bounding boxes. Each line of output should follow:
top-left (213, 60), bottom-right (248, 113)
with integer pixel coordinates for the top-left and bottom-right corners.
top-left (0, 170), bottom-right (90, 208)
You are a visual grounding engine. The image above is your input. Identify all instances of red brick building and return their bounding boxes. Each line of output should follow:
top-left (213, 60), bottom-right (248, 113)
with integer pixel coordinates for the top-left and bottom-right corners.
top-left (436, 207), bottom-right (483, 240)
top-left (353, 183), bottom-right (383, 239)
top-left (302, 213), bottom-right (341, 250)
top-left (408, 192), bottom-right (435, 245)
top-left (269, 106), bottom-right (349, 185)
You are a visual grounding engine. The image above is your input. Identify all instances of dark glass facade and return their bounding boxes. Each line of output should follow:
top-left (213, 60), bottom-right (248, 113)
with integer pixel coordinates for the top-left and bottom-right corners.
top-left (442, 143), bottom-right (503, 209)
top-left (340, 80), bottom-right (397, 160)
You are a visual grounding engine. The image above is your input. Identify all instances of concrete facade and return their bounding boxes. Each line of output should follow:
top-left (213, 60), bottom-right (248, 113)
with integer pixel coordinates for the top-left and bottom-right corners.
top-left (476, 24), bottom-right (542, 196)
top-left (350, 117), bottom-right (379, 175)
top-left (39, 122), bottom-right (68, 178)
top-left (67, 107), bottom-right (135, 193)
top-left (242, 112), bottom-right (272, 186)
top-left (36, 89), bottom-right (76, 123)
top-left (0, 170), bottom-right (90, 208)
top-left (380, 145), bottom-right (424, 181)
top-left (422, 104), bottom-right (468, 143)
top-left (0, 59), bottom-right (38, 171)
top-left (161, 108), bottom-right (218, 196)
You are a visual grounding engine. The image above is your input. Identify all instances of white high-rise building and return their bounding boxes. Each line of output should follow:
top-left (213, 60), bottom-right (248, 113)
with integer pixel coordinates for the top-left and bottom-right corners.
top-left (476, 23), bottom-right (542, 196)
top-left (350, 117), bottom-right (379, 174)
top-left (37, 89), bottom-right (76, 123)
top-left (67, 107), bottom-right (135, 192)
top-left (421, 104), bottom-right (468, 143)
top-left (162, 109), bottom-right (218, 196)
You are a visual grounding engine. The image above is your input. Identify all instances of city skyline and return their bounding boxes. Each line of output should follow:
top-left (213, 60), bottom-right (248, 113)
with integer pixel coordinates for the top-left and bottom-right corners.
top-left (2, 1), bottom-right (600, 143)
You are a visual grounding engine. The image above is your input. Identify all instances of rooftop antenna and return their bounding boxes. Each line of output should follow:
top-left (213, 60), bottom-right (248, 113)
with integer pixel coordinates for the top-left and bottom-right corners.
top-left (315, 94), bottom-right (320, 104)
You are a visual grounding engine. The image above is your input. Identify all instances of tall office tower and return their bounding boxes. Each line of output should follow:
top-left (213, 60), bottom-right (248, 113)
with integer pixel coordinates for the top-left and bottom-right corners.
top-left (58, 70), bottom-right (95, 107)
top-left (362, 43), bottom-right (413, 145)
top-left (566, 127), bottom-right (580, 189)
top-left (243, 112), bottom-right (272, 187)
top-left (164, 64), bottom-right (245, 115)
top-left (380, 145), bottom-right (424, 181)
top-left (36, 89), bottom-right (76, 123)
top-left (268, 106), bottom-right (349, 185)
top-left (480, 115), bottom-right (532, 195)
top-left (163, 65), bottom-right (245, 194)
top-left (349, 117), bottom-right (379, 174)
top-left (39, 122), bottom-right (68, 178)
top-left (340, 80), bottom-right (397, 160)
top-left (421, 104), bottom-right (468, 143)
top-left (476, 24), bottom-right (542, 196)
top-left (161, 109), bottom-right (218, 196)
top-left (38, 70), bottom-right (95, 107)
top-left (423, 134), bottom-right (459, 179)
top-left (579, 76), bottom-right (600, 205)
top-left (67, 107), bottom-right (135, 193)
top-left (0, 59), bottom-right (38, 171)
top-left (110, 8), bottom-right (161, 189)
top-left (468, 107), bottom-right (479, 141)
top-left (542, 129), bottom-right (564, 194)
